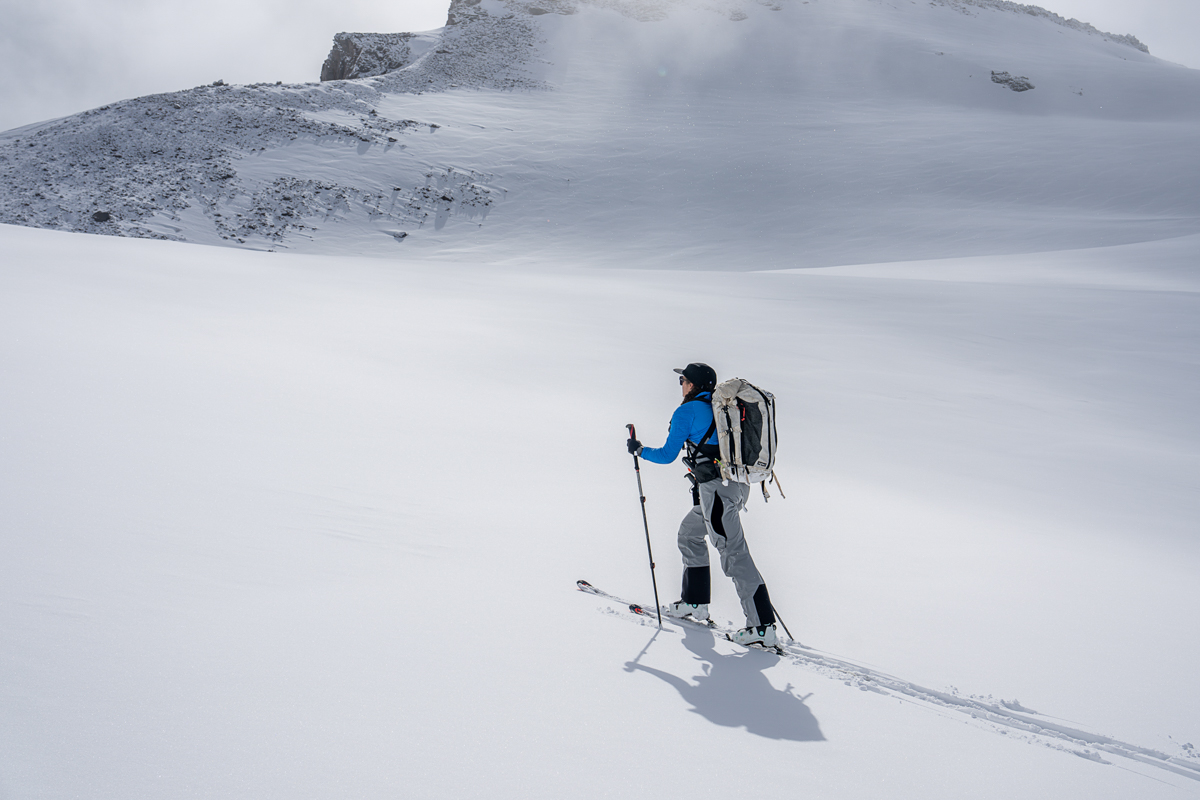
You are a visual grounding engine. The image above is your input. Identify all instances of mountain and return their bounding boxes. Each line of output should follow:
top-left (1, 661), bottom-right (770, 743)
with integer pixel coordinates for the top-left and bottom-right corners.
top-left (1, 0), bottom-right (1198, 267)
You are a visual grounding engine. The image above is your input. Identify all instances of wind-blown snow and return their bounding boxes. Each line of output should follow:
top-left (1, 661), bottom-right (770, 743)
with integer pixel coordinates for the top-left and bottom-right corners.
top-left (1, 0), bottom-right (1197, 266)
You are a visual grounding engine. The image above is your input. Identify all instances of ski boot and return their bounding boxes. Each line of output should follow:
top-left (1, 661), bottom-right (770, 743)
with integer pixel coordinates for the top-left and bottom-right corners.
top-left (663, 600), bottom-right (710, 622)
top-left (730, 623), bottom-right (778, 649)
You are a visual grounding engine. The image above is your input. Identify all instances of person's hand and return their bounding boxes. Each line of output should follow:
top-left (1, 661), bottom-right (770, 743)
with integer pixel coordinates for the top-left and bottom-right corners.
top-left (627, 437), bottom-right (642, 455)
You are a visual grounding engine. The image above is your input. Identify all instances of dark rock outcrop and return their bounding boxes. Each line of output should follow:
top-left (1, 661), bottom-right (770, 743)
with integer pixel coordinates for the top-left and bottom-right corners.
top-left (446, 0), bottom-right (484, 26)
top-left (321, 33), bottom-right (423, 82)
top-left (991, 71), bottom-right (1034, 92)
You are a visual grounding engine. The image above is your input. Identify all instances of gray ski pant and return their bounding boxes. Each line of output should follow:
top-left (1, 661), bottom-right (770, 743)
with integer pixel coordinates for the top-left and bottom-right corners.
top-left (677, 479), bottom-right (775, 628)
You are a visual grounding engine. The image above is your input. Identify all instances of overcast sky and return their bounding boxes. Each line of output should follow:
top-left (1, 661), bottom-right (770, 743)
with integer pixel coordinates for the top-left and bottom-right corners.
top-left (0, 0), bottom-right (1197, 132)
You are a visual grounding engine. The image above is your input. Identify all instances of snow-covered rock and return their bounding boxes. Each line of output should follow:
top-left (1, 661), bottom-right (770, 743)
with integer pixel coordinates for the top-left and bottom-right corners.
top-left (991, 70), bottom-right (1035, 91)
top-left (0, 82), bottom-right (452, 246)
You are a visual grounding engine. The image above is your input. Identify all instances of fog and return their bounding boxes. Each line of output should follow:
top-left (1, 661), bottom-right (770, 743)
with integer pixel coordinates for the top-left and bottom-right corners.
top-left (0, 0), bottom-right (1197, 132)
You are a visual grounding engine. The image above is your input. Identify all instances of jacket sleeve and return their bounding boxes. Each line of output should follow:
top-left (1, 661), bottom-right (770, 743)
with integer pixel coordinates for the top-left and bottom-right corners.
top-left (638, 404), bottom-right (693, 465)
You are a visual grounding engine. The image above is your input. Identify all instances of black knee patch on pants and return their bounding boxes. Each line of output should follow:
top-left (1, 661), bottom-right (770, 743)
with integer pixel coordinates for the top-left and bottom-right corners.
top-left (753, 584), bottom-right (775, 626)
top-left (682, 566), bottom-right (711, 605)
top-left (710, 491), bottom-right (726, 538)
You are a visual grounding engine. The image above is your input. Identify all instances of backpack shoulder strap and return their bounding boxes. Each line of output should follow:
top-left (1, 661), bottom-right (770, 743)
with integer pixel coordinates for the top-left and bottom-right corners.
top-left (685, 392), bottom-right (716, 450)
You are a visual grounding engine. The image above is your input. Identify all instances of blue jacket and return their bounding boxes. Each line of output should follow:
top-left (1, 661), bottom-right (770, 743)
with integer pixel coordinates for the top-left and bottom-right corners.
top-left (639, 392), bottom-right (715, 464)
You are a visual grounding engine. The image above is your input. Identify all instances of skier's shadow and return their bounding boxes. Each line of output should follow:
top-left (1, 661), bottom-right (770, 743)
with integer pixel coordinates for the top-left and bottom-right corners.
top-left (626, 624), bottom-right (825, 741)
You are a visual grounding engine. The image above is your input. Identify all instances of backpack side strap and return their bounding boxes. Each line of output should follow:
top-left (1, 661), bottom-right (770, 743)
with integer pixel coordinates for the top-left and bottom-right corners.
top-left (760, 470), bottom-right (786, 502)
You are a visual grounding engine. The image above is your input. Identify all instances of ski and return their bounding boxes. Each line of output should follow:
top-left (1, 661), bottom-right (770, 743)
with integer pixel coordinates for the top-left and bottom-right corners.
top-left (580, 579), bottom-right (788, 654)
top-left (578, 580), bottom-right (709, 627)
top-left (578, 579), bottom-right (740, 637)
top-left (630, 601), bottom-right (718, 629)
top-left (576, 578), bottom-right (619, 600)
top-left (724, 632), bottom-right (785, 656)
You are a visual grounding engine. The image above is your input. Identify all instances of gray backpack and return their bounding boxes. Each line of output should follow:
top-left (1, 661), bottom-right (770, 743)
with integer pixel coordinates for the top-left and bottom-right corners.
top-left (711, 378), bottom-right (785, 500)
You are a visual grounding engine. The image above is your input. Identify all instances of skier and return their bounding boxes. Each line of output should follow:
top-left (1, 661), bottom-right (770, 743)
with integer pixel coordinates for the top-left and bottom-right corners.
top-left (626, 363), bottom-right (778, 647)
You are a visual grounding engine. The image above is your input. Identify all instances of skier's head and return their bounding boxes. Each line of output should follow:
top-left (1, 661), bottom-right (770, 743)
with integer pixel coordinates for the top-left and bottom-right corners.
top-left (674, 363), bottom-right (717, 394)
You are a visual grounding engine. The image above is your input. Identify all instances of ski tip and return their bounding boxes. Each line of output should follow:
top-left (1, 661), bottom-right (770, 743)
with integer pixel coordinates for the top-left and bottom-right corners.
top-left (576, 579), bottom-right (594, 591)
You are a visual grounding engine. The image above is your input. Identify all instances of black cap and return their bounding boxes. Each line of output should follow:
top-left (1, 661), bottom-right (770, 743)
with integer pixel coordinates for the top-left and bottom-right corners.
top-left (674, 363), bottom-right (717, 391)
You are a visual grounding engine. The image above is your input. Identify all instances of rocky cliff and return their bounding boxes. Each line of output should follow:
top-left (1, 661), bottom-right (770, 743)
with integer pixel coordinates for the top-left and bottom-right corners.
top-left (321, 32), bottom-right (434, 82)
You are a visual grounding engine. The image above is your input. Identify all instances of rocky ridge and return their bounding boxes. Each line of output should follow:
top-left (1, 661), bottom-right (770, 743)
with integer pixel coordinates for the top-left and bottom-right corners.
top-left (0, 80), bottom-right (500, 245)
top-left (0, 0), bottom-right (550, 248)
top-left (929, 0), bottom-right (1148, 52)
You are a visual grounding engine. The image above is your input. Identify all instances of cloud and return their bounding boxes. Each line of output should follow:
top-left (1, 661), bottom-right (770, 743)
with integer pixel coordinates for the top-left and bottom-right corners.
top-left (1039, 0), bottom-right (1200, 67)
top-left (0, 0), bottom-right (449, 131)
top-left (3, 0), bottom-right (1198, 133)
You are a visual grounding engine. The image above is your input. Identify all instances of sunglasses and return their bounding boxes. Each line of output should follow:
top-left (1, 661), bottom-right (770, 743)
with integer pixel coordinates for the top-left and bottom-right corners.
top-left (679, 375), bottom-right (688, 385)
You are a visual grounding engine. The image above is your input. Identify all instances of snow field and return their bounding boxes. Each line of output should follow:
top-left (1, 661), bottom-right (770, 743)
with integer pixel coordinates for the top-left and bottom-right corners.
top-left (2, 222), bottom-right (1198, 797)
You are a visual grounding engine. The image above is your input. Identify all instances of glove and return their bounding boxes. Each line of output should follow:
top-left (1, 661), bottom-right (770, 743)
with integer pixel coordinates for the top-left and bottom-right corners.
top-left (626, 437), bottom-right (643, 455)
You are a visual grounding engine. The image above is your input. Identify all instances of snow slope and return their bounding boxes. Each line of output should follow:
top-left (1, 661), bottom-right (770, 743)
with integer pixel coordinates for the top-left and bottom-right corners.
top-left (3, 0), bottom-right (1200, 796)
top-left (2, 0), bottom-right (1199, 267)
top-left (2, 222), bottom-right (1199, 798)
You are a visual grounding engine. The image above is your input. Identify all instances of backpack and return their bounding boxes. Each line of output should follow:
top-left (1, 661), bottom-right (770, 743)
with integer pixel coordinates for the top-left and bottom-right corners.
top-left (711, 378), bottom-right (785, 500)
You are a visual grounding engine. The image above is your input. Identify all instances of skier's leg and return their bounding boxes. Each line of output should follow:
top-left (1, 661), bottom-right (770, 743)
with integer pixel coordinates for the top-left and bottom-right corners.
top-left (700, 480), bottom-right (775, 627)
top-left (676, 502), bottom-right (711, 605)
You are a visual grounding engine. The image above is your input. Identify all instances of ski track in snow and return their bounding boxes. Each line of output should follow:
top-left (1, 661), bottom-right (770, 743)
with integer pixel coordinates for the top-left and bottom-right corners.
top-left (583, 584), bottom-right (1200, 785)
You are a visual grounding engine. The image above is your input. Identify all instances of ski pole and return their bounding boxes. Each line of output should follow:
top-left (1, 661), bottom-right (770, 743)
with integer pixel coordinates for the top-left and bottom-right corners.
top-left (771, 603), bottom-right (795, 643)
top-left (627, 423), bottom-right (663, 627)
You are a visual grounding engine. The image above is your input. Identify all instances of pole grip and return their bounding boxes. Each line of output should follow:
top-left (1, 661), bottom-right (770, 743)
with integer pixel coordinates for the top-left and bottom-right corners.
top-left (627, 424), bottom-right (641, 470)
